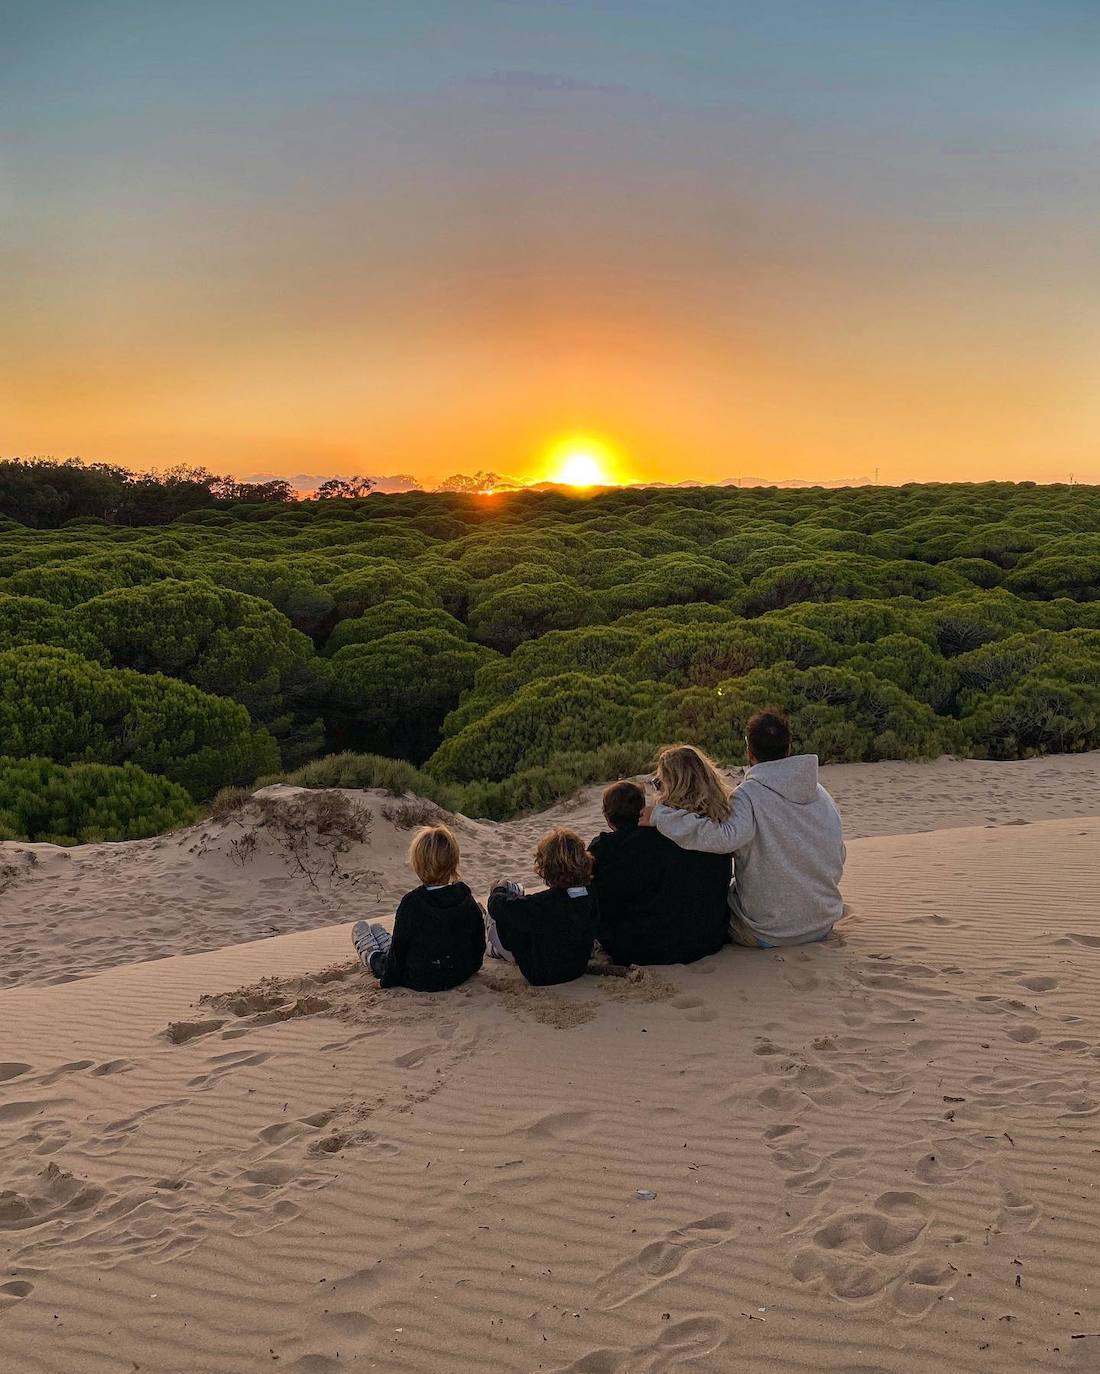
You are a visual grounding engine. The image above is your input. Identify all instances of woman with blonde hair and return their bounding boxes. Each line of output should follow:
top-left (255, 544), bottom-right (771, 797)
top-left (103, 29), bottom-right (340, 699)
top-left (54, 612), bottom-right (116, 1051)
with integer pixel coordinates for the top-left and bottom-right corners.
top-left (647, 708), bottom-right (846, 948)
top-left (588, 746), bottom-right (733, 966)
top-left (652, 744), bottom-right (732, 822)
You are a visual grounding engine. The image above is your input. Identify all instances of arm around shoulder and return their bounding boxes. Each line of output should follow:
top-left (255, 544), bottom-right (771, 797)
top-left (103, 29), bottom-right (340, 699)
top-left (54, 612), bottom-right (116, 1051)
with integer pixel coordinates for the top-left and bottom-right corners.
top-left (652, 790), bottom-right (755, 854)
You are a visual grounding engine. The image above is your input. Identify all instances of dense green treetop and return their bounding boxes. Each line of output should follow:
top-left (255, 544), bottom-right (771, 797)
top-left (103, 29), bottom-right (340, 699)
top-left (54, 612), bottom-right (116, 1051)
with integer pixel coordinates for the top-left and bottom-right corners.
top-left (1, 472), bottom-right (1098, 833)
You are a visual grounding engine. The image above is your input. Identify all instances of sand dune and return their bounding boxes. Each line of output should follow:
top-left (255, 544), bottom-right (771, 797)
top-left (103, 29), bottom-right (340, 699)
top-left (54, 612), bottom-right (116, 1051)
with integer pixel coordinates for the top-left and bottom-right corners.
top-left (2, 759), bottom-right (1100, 1372)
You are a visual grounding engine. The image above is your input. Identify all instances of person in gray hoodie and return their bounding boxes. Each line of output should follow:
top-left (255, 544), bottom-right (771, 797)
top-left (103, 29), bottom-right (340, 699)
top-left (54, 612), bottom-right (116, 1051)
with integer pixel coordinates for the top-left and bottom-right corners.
top-left (644, 709), bottom-right (845, 948)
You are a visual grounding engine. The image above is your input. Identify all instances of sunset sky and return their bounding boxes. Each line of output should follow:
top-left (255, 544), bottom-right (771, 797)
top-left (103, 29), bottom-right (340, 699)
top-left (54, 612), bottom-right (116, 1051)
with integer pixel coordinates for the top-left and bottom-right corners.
top-left (3, 1), bottom-right (1099, 487)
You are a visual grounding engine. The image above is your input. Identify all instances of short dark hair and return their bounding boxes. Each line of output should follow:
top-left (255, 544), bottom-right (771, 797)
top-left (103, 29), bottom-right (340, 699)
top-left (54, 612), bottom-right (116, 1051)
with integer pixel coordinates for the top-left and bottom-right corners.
top-left (746, 707), bottom-right (791, 763)
top-left (535, 828), bottom-right (594, 888)
top-left (602, 780), bottom-right (645, 829)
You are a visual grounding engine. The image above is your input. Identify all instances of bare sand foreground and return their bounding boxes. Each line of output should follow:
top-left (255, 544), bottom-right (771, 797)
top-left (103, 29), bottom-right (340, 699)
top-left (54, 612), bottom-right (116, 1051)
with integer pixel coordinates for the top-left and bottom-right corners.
top-left (2, 755), bottom-right (1100, 1373)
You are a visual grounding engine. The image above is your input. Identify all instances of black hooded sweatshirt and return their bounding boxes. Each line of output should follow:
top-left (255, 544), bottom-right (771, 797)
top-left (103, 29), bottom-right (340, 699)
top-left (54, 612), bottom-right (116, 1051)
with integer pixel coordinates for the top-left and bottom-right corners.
top-left (487, 885), bottom-right (596, 986)
top-left (588, 823), bottom-right (731, 965)
top-left (379, 882), bottom-right (486, 991)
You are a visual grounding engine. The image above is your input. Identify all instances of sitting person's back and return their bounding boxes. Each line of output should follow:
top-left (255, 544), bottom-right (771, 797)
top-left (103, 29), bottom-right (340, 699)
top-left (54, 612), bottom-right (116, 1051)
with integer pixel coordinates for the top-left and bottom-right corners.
top-left (352, 825), bottom-right (485, 991)
top-left (487, 828), bottom-right (596, 986)
top-left (590, 781), bottom-right (730, 965)
top-left (649, 714), bottom-right (845, 948)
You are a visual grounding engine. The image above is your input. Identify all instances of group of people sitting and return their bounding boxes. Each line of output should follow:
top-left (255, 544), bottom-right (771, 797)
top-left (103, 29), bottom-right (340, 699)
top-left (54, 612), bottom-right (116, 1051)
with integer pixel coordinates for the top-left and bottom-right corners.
top-left (351, 708), bottom-right (847, 991)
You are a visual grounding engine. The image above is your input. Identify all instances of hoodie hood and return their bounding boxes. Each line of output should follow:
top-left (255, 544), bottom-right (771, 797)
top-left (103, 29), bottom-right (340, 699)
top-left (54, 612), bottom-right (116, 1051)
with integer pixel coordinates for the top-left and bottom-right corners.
top-left (420, 881), bottom-right (474, 910)
top-left (745, 754), bottom-right (820, 804)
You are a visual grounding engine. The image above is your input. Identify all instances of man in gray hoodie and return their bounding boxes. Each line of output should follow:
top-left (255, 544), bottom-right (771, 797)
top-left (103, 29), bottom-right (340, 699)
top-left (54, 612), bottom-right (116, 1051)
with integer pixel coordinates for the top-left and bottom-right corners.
top-left (645, 708), bottom-right (845, 948)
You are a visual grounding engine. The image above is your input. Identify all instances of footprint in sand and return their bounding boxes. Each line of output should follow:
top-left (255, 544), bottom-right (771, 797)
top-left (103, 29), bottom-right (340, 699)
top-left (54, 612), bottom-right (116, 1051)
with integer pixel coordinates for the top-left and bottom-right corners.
top-left (86, 1096), bottom-right (193, 1155)
top-left (892, 1257), bottom-right (961, 1317)
top-left (1017, 975), bottom-right (1058, 993)
top-left (526, 1109), bottom-right (595, 1141)
top-left (669, 994), bottom-right (717, 1023)
top-left (792, 1191), bottom-right (940, 1306)
top-left (289, 1355), bottom-right (342, 1374)
top-left (90, 1059), bottom-right (132, 1077)
top-left (36, 1060), bottom-right (95, 1086)
top-left (161, 1018), bottom-right (226, 1045)
top-left (0, 1163), bottom-right (106, 1233)
top-left (187, 1049), bottom-right (271, 1089)
top-left (1005, 1025), bottom-right (1041, 1043)
top-left (912, 1134), bottom-right (1000, 1185)
top-left (308, 1129), bottom-right (400, 1158)
top-left (555, 1315), bottom-right (729, 1374)
top-left (0, 1100), bottom-right (55, 1125)
top-left (773, 1143), bottom-right (867, 1197)
top-left (0, 1280), bottom-right (34, 1308)
top-left (756, 1084), bottom-right (804, 1114)
top-left (644, 1315), bottom-right (728, 1370)
top-left (311, 1302), bottom-right (376, 1335)
top-left (595, 1213), bottom-right (734, 1310)
top-left (0, 1063), bottom-right (31, 1083)
top-left (995, 1184), bottom-right (1040, 1233)
top-left (393, 1044), bottom-right (438, 1069)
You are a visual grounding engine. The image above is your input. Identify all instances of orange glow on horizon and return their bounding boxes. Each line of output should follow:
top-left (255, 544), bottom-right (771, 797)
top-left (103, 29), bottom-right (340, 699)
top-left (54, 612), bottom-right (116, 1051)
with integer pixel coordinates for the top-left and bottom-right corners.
top-left (537, 434), bottom-right (628, 489)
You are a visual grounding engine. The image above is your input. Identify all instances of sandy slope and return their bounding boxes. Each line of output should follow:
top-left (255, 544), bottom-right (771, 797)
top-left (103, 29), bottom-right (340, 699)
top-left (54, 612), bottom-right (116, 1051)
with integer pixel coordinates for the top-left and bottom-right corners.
top-left (3, 753), bottom-right (1100, 989)
top-left (2, 760), bottom-right (1100, 1373)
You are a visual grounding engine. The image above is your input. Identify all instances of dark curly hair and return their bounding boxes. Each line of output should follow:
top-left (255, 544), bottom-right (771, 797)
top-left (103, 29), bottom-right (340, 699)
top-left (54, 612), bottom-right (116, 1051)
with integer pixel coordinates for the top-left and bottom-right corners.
top-left (534, 828), bottom-right (594, 888)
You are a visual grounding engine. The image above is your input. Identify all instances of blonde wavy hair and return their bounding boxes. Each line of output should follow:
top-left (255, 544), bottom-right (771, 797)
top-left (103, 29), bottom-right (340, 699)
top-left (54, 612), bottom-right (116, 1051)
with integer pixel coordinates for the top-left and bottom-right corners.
top-left (655, 744), bottom-right (732, 823)
top-left (409, 825), bottom-right (461, 885)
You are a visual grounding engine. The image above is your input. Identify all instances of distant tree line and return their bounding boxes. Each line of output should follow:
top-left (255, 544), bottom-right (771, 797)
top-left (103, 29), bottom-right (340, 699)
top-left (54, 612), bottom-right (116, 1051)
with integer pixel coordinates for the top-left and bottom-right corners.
top-left (0, 457), bottom-right (381, 527)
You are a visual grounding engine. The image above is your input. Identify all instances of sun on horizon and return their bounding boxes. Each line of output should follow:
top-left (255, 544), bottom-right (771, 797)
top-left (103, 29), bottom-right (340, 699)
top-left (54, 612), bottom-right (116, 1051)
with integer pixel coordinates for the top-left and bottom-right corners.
top-left (539, 434), bottom-right (626, 489)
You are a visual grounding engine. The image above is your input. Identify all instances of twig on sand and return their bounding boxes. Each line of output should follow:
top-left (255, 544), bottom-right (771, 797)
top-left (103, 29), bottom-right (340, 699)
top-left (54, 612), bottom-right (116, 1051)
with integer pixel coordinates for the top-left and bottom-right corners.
top-left (587, 959), bottom-right (644, 982)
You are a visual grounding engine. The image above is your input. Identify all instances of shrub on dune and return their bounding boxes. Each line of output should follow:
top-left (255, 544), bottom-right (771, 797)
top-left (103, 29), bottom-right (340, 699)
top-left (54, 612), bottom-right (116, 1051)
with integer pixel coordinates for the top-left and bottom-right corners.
top-left (71, 579), bottom-right (321, 725)
top-left (459, 741), bottom-right (658, 820)
top-left (467, 580), bottom-right (599, 652)
top-left (0, 756), bottom-right (196, 843)
top-left (645, 664), bottom-right (955, 765)
top-left (960, 680), bottom-right (1100, 759)
top-left (429, 672), bottom-right (656, 782)
top-left (0, 646), bottom-right (278, 799)
top-left (265, 752), bottom-right (465, 812)
top-left (327, 629), bottom-right (496, 761)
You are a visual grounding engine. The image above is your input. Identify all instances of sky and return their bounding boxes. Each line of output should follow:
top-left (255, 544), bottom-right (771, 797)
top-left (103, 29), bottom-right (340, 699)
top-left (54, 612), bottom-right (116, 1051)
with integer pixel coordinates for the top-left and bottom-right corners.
top-left (2, 0), bottom-right (1099, 487)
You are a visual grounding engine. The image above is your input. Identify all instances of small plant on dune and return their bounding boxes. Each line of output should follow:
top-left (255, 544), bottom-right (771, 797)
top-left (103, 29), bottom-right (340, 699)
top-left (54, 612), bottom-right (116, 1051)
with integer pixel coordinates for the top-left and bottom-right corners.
top-left (253, 790), bottom-right (379, 893)
top-left (380, 798), bottom-right (451, 830)
top-left (227, 830), bottom-right (258, 866)
top-left (210, 786), bottom-right (253, 823)
top-left (277, 751), bottom-right (464, 811)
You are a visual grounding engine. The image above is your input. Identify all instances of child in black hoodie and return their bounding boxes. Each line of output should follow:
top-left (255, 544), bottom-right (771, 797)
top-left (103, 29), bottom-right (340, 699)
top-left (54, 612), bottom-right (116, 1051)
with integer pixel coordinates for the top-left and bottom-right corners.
top-left (486, 828), bottom-right (596, 986)
top-left (353, 825), bottom-right (485, 991)
top-left (589, 780), bottom-right (731, 965)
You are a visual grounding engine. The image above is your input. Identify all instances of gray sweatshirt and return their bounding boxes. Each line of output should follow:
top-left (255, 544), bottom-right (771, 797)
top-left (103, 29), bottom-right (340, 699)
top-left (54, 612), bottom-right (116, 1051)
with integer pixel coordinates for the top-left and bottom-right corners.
top-left (652, 754), bottom-right (845, 946)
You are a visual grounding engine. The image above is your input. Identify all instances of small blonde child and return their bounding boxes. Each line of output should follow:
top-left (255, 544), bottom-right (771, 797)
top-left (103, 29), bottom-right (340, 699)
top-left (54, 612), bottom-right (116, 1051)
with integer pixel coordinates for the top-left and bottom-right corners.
top-left (352, 825), bottom-right (485, 991)
top-left (486, 828), bottom-right (596, 986)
